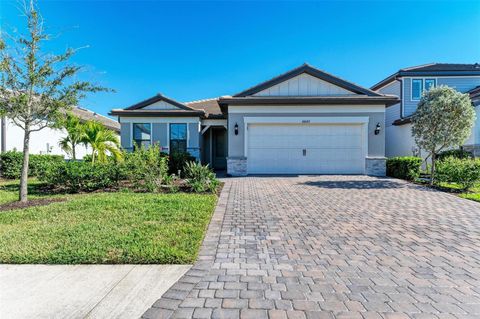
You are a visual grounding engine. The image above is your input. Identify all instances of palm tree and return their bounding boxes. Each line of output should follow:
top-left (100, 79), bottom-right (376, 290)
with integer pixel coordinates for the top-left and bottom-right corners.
top-left (58, 113), bottom-right (84, 160)
top-left (82, 120), bottom-right (122, 164)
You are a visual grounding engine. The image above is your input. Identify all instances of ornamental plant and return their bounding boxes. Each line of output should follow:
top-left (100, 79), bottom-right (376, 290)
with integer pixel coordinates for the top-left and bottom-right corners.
top-left (411, 86), bottom-right (475, 185)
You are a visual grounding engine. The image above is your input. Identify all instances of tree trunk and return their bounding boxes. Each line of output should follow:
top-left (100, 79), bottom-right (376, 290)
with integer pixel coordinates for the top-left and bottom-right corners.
top-left (430, 152), bottom-right (436, 186)
top-left (19, 128), bottom-right (31, 202)
top-left (72, 144), bottom-right (76, 160)
top-left (91, 149), bottom-right (95, 164)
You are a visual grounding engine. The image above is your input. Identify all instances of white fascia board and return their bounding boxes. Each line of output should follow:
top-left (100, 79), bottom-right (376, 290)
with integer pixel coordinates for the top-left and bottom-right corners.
top-left (243, 116), bottom-right (370, 125)
top-left (119, 117), bottom-right (200, 124)
top-left (229, 104), bottom-right (385, 114)
top-left (201, 119), bottom-right (227, 126)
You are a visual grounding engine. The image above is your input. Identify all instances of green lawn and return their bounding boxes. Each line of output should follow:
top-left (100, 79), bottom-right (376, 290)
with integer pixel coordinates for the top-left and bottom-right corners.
top-left (436, 182), bottom-right (480, 203)
top-left (0, 180), bottom-right (217, 264)
top-left (0, 178), bottom-right (59, 205)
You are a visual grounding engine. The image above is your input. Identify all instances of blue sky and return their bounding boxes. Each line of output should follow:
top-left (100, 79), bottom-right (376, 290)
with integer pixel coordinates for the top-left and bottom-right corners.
top-left (1, 0), bottom-right (480, 117)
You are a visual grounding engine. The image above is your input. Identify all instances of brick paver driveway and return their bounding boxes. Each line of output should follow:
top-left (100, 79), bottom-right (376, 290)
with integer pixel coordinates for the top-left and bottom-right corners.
top-left (144, 176), bottom-right (480, 319)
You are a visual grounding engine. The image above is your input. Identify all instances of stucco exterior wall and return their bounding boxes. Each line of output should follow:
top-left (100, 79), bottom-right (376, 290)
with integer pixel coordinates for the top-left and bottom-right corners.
top-left (1, 118), bottom-right (92, 159)
top-left (228, 110), bottom-right (386, 159)
top-left (118, 116), bottom-right (201, 159)
top-left (385, 123), bottom-right (417, 158)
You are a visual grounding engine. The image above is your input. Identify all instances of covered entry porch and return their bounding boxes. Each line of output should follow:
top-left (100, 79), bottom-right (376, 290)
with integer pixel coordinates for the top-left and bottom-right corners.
top-left (200, 120), bottom-right (227, 171)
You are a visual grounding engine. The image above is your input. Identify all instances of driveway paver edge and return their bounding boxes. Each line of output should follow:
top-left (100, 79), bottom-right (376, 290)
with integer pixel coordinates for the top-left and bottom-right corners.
top-left (141, 182), bottom-right (231, 319)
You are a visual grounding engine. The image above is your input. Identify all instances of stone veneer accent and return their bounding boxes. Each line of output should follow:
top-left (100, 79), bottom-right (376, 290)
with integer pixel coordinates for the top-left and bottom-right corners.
top-left (366, 157), bottom-right (386, 176)
top-left (227, 157), bottom-right (247, 176)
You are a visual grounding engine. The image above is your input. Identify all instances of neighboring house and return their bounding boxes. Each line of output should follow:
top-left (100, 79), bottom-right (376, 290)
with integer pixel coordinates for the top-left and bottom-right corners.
top-left (371, 63), bottom-right (480, 158)
top-left (110, 64), bottom-right (397, 176)
top-left (0, 107), bottom-right (120, 159)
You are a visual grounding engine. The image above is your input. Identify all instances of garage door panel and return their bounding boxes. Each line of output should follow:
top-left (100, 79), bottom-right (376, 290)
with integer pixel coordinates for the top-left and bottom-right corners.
top-left (247, 123), bottom-right (365, 174)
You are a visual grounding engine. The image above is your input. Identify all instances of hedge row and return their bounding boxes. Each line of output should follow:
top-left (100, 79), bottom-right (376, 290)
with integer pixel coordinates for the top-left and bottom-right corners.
top-left (0, 151), bottom-right (64, 179)
top-left (386, 156), bottom-right (423, 181)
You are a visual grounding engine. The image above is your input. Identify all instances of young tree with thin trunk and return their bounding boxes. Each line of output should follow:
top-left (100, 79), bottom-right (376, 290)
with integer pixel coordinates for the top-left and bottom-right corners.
top-left (0, 0), bottom-right (108, 202)
top-left (411, 86), bottom-right (475, 185)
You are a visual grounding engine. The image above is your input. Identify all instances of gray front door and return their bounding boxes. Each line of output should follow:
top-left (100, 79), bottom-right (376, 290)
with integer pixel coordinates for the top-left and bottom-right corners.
top-left (212, 128), bottom-right (227, 170)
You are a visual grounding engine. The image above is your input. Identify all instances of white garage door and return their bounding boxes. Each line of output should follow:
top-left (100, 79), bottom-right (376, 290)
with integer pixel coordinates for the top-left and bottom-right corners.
top-left (247, 123), bottom-right (365, 174)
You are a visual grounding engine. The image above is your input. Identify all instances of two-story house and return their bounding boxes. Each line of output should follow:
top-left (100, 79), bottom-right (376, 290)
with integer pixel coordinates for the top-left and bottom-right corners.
top-left (371, 63), bottom-right (480, 158)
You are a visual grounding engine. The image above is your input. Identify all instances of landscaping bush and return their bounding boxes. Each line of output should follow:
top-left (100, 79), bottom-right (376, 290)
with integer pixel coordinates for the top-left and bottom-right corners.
top-left (184, 161), bottom-right (219, 193)
top-left (38, 160), bottom-right (122, 192)
top-left (30, 154), bottom-right (65, 176)
top-left (123, 145), bottom-right (170, 192)
top-left (435, 157), bottom-right (480, 191)
top-left (0, 151), bottom-right (64, 179)
top-left (436, 149), bottom-right (473, 161)
top-left (386, 156), bottom-right (423, 181)
top-left (168, 151), bottom-right (196, 177)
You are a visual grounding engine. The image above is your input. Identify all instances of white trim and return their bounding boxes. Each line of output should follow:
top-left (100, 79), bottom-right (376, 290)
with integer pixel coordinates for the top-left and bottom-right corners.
top-left (243, 116), bottom-right (369, 171)
top-left (168, 123), bottom-right (189, 154)
top-left (131, 122), bottom-right (153, 148)
top-left (408, 75), bottom-right (480, 79)
top-left (229, 105), bottom-right (385, 114)
top-left (410, 77), bottom-right (438, 101)
top-left (201, 119), bottom-right (228, 126)
top-left (166, 124), bottom-right (170, 153)
top-left (411, 78), bottom-right (423, 101)
top-left (201, 125), bottom-right (210, 135)
top-left (243, 116), bottom-right (369, 124)
top-left (120, 117), bottom-right (200, 123)
top-left (401, 77), bottom-right (405, 118)
top-left (129, 122), bottom-right (133, 148)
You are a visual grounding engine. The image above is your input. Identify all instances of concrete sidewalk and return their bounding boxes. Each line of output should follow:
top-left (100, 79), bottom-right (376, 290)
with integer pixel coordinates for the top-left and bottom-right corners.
top-left (0, 264), bottom-right (190, 319)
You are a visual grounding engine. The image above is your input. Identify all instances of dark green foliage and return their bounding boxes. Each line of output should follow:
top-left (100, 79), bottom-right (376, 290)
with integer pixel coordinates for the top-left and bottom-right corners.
top-left (123, 145), bottom-right (170, 192)
top-left (184, 161), bottom-right (219, 193)
top-left (436, 149), bottom-right (473, 161)
top-left (0, 151), bottom-right (64, 179)
top-left (436, 157), bottom-right (480, 191)
top-left (168, 151), bottom-right (196, 177)
top-left (386, 156), bottom-right (423, 181)
top-left (37, 161), bottom-right (123, 192)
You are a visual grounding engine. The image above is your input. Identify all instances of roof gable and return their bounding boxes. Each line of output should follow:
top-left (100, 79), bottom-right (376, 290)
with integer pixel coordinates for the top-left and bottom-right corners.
top-left (125, 94), bottom-right (195, 111)
top-left (253, 73), bottom-right (354, 96)
top-left (234, 64), bottom-right (381, 97)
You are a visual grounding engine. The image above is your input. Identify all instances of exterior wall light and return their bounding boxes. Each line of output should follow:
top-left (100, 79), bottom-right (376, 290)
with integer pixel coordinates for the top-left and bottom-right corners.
top-left (234, 123), bottom-right (239, 135)
top-left (374, 123), bottom-right (381, 135)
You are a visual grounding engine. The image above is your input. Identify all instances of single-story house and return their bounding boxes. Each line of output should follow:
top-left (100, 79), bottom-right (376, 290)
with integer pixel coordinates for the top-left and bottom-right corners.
top-left (0, 107), bottom-right (120, 159)
top-left (110, 64), bottom-right (398, 176)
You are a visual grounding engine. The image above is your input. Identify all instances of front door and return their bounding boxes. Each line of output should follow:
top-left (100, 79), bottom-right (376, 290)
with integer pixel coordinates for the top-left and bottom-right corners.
top-left (212, 128), bottom-right (227, 170)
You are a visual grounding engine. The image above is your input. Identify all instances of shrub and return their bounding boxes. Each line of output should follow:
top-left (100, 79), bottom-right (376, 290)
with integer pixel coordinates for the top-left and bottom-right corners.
top-left (124, 145), bottom-right (170, 192)
top-left (436, 149), bottom-right (473, 161)
top-left (37, 160), bottom-right (122, 192)
top-left (386, 156), bottom-right (423, 181)
top-left (168, 151), bottom-right (195, 177)
top-left (0, 151), bottom-right (64, 179)
top-left (184, 161), bottom-right (219, 193)
top-left (30, 154), bottom-right (65, 176)
top-left (435, 157), bottom-right (480, 191)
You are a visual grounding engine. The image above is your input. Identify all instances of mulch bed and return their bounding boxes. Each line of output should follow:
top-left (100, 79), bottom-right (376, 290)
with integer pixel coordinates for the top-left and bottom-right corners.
top-left (0, 197), bottom-right (67, 212)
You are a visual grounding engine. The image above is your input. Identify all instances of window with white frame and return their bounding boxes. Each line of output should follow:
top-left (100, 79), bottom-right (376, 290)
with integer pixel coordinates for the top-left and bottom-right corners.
top-left (170, 123), bottom-right (187, 153)
top-left (425, 78), bottom-right (436, 91)
top-left (133, 123), bottom-right (151, 149)
top-left (411, 79), bottom-right (423, 100)
top-left (411, 78), bottom-right (436, 100)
